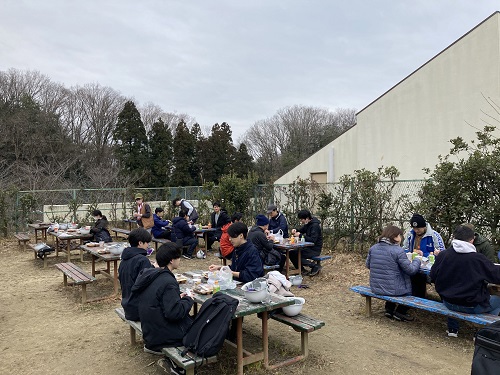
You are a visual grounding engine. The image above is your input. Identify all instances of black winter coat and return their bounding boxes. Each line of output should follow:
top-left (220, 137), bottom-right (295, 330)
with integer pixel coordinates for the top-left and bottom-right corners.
top-left (132, 268), bottom-right (194, 351)
top-left (296, 217), bottom-right (323, 255)
top-left (247, 226), bottom-right (281, 265)
top-left (118, 247), bottom-right (154, 320)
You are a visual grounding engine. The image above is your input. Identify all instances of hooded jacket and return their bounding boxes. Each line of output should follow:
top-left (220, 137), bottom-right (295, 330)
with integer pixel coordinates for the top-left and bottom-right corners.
top-left (152, 214), bottom-right (171, 238)
top-left (219, 222), bottom-right (233, 258)
top-left (131, 267), bottom-right (194, 351)
top-left (247, 225), bottom-right (281, 265)
top-left (366, 240), bottom-right (421, 296)
top-left (297, 217), bottom-right (323, 254)
top-left (268, 212), bottom-right (289, 238)
top-left (431, 240), bottom-right (500, 307)
top-left (402, 223), bottom-right (445, 257)
top-left (230, 240), bottom-right (264, 283)
top-left (474, 233), bottom-right (497, 263)
top-left (172, 216), bottom-right (196, 244)
top-left (118, 246), bottom-right (154, 320)
top-left (90, 217), bottom-right (112, 243)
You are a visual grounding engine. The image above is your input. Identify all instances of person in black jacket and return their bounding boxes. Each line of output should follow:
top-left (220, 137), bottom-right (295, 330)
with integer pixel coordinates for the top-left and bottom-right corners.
top-left (290, 209), bottom-right (323, 277)
top-left (172, 209), bottom-right (197, 259)
top-left (89, 209), bottom-right (112, 243)
top-left (206, 201), bottom-right (231, 250)
top-left (131, 242), bottom-right (194, 354)
top-left (118, 228), bottom-right (154, 320)
top-left (431, 225), bottom-right (500, 337)
top-left (267, 204), bottom-right (289, 238)
top-left (247, 214), bottom-right (282, 266)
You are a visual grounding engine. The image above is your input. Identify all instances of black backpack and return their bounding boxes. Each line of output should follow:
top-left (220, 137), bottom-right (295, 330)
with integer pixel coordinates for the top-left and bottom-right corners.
top-left (472, 320), bottom-right (500, 375)
top-left (182, 292), bottom-right (239, 358)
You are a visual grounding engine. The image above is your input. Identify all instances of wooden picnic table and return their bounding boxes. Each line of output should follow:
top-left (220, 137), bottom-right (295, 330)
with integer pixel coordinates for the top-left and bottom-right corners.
top-left (80, 243), bottom-right (126, 295)
top-left (179, 272), bottom-right (294, 375)
top-left (123, 218), bottom-right (138, 231)
top-left (273, 241), bottom-right (314, 278)
top-left (49, 230), bottom-right (93, 262)
top-left (28, 223), bottom-right (51, 243)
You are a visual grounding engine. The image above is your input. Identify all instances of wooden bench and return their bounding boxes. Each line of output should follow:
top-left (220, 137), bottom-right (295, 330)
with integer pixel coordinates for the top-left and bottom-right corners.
top-left (311, 255), bottom-right (331, 265)
top-left (29, 243), bottom-right (54, 269)
top-left (55, 262), bottom-right (96, 303)
top-left (111, 228), bottom-right (131, 239)
top-left (115, 307), bottom-right (217, 375)
top-left (14, 233), bottom-right (30, 251)
top-left (269, 312), bottom-right (325, 368)
top-left (151, 237), bottom-right (170, 250)
top-left (350, 285), bottom-right (500, 326)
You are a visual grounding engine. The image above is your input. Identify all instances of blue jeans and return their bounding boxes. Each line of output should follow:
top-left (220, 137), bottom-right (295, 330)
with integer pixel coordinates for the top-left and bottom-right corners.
top-left (445, 296), bottom-right (500, 332)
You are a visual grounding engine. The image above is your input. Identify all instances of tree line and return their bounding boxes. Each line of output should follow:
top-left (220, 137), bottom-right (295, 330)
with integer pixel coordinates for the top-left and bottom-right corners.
top-left (0, 68), bottom-right (356, 190)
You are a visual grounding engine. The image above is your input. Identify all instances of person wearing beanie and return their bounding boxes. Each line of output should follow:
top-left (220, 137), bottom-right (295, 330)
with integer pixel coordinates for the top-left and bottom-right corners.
top-left (402, 213), bottom-right (445, 302)
top-left (267, 204), bottom-right (289, 238)
top-left (431, 225), bottom-right (500, 338)
top-left (248, 214), bottom-right (283, 267)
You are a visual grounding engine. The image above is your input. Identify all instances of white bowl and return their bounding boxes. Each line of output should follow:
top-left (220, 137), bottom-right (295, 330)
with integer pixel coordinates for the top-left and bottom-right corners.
top-left (282, 297), bottom-right (305, 316)
top-left (79, 228), bottom-right (91, 235)
top-left (289, 275), bottom-right (303, 286)
top-left (242, 283), bottom-right (269, 303)
top-left (59, 224), bottom-right (68, 231)
top-left (109, 245), bottom-right (124, 255)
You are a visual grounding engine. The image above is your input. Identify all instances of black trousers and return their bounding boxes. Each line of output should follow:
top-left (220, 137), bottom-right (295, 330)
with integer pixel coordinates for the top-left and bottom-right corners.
top-left (206, 229), bottom-right (222, 249)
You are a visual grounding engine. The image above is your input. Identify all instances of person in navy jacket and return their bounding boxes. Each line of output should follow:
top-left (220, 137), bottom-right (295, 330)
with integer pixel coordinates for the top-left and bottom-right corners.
top-left (172, 209), bottom-right (197, 259)
top-left (267, 204), bottom-right (289, 238)
top-left (209, 222), bottom-right (264, 283)
top-left (151, 207), bottom-right (173, 241)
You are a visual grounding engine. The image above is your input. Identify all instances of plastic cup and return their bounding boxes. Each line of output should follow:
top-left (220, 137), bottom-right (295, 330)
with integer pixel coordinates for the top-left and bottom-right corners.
top-left (99, 241), bottom-right (105, 248)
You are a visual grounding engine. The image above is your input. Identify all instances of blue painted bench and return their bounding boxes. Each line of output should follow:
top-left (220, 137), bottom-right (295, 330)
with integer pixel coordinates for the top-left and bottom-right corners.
top-left (264, 264), bottom-right (280, 273)
top-left (311, 255), bottom-right (331, 265)
top-left (350, 285), bottom-right (500, 326)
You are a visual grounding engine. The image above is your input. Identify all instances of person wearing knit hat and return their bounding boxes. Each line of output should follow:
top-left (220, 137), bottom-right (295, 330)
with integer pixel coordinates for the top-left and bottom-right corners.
top-left (247, 214), bottom-right (283, 267)
top-left (401, 212), bottom-right (446, 319)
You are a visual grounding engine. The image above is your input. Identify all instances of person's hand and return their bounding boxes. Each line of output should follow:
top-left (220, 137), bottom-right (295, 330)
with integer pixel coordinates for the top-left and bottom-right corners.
top-left (209, 264), bottom-right (220, 271)
top-left (133, 212), bottom-right (139, 218)
top-left (416, 250), bottom-right (423, 256)
top-left (434, 249), bottom-right (441, 256)
top-left (291, 229), bottom-right (296, 235)
top-left (295, 232), bottom-right (301, 237)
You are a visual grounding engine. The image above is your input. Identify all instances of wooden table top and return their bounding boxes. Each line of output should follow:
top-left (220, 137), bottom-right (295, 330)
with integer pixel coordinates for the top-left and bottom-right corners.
top-left (28, 223), bottom-right (51, 229)
top-left (49, 230), bottom-right (94, 240)
top-left (273, 241), bottom-right (314, 250)
top-left (80, 243), bottom-right (127, 261)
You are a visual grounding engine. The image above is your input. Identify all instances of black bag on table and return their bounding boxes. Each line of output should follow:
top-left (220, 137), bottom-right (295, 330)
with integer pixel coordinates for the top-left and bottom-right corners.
top-left (471, 321), bottom-right (500, 374)
top-left (182, 292), bottom-right (239, 358)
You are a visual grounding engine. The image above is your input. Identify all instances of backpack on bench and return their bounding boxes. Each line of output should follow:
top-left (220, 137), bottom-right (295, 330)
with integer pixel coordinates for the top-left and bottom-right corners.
top-left (182, 292), bottom-right (239, 358)
top-left (472, 320), bottom-right (500, 375)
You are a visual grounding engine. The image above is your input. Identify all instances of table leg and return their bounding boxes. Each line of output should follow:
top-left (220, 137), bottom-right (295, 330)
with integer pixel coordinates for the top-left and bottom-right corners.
top-left (204, 232), bottom-right (209, 252)
top-left (285, 249), bottom-right (290, 278)
top-left (91, 255), bottom-right (97, 277)
top-left (66, 240), bottom-right (71, 262)
top-left (112, 260), bottom-right (118, 295)
top-left (34, 229), bottom-right (39, 243)
top-left (297, 248), bottom-right (302, 274)
top-left (262, 311), bottom-right (269, 368)
top-left (55, 237), bottom-right (59, 257)
top-left (42, 229), bottom-right (47, 242)
top-left (236, 317), bottom-right (244, 375)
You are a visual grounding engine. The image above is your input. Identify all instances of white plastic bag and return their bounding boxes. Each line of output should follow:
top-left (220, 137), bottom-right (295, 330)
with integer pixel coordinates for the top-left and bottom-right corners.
top-left (218, 266), bottom-right (236, 290)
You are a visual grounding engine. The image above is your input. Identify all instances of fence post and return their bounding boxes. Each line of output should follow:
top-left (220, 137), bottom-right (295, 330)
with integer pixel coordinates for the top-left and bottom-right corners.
top-left (350, 179), bottom-right (355, 252)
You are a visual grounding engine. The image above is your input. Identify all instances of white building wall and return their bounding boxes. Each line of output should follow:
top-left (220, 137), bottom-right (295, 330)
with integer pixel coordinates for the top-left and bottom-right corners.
top-left (275, 12), bottom-right (500, 184)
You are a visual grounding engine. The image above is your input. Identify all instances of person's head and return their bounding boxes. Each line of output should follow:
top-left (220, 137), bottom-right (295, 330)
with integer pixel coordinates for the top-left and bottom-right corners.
top-left (172, 198), bottom-right (181, 207)
top-left (135, 193), bottom-right (144, 204)
top-left (227, 222), bottom-right (248, 247)
top-left (379, 225), bottom-right (404, 245)
top-left (128, 227), bottom-right (152, 249)
top-left (92, 210), bottom-right (103, 220)
top-left (462, 222), bottom-right (476, 233)
top-left (410, 213), bottom-right (427, 235)
top-left (297, 209), bottom-right (312, 224)
top-left (255, 214), bottom-right (269, 229)
top-left (267, 204), bottom-right (278, 218)
top-left (231, 212), bottom-right (243, 223)
top-left (178, 209), bottom-right (188, 218)
top-left (156, 242), bottom-right (182, 270)
top-left (155, 207), bottom-right (164, 217)
top-left (453, 225), bottom-right (475, 243)
top-left (213, 202), bottom-right (221, 213)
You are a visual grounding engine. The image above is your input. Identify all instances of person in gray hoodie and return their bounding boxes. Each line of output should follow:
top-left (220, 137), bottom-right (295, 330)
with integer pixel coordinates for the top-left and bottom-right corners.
top-left (366, 225), bottom-right (421, 321)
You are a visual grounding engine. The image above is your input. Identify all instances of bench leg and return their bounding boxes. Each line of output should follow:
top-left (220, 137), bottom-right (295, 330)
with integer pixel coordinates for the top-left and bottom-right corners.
top-left (43, 254), bottom-right (48, 269)
top-left (130, 326), bottom-right (137, 345)
top-left (63, 274), bottom-right (68, 287)
top-left (365, 296), bottom-right (372, 317)
top-left (186, 369), bottom-right (195, 375)
top-left (82, 284), bottom-right (87, 303)
top-left (300, 332), bottom-right (309, 358)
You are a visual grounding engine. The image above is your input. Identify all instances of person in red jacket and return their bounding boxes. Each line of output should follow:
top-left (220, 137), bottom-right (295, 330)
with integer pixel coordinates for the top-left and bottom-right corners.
top-left (219, 212), bottom-right (243, 260)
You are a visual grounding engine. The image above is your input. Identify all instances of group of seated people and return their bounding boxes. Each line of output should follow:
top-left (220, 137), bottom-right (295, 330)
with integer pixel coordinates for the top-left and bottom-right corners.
top-left (366, 213), bottom-right (500, 337)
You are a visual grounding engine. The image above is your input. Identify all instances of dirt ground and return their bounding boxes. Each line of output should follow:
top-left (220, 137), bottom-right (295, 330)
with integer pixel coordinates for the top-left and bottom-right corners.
top-left (0, 238), bottom-right (477, 375)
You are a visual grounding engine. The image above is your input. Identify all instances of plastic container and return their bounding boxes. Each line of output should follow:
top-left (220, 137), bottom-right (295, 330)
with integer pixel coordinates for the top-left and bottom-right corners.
top-left (289, 275), bottom-right (303, 286)
top-left (282, 297), bottom-right (305, 316)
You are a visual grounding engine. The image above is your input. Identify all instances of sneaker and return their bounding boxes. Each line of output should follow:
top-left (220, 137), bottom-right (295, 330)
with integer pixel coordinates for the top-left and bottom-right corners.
top-left (392, 311), bottom-right (414, 322)
top-left (143, 345), bottom-right (163, 355)
top-left (157, 358), bottom-right (186, 375)
top-left (182, 254), bottom-right (193, 260)
top-left (384, 311), bottom-right (394, 319)
top-left (446, 329), bottom-right (458, 338)
top-left (309, 265), bottom-right (322, 277)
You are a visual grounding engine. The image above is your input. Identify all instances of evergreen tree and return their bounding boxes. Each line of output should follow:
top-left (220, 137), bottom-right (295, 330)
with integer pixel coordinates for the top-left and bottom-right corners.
top-left (148, 118), bottom-right (174, 187)
top-left (171, 120), bottom-right (196, 186)
top-left (206, 122), bottom-right (236, 184)
top-left (233, 143), bottom-right (254, 178)
top-left (113, 101), bottom-right (149, 183)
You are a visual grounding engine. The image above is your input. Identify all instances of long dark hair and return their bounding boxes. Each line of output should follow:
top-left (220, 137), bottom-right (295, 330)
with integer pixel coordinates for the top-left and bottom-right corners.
top-left (379, 225), bottom-right (403, 244)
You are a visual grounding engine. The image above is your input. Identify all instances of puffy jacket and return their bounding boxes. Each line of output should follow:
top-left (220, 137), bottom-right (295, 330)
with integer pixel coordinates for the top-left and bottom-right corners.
top-left (219, 222), bottom-right (233, 258)
top-left (152, 214), bottom-right (171, 238)
top-left (172, 216), bottom-right (196, 244)
top-left (268, 212), bottom-right (289, 238)
top-left (296, 217), bottom-right (323, 254)
top-left (402, 223), bottom-right (445, 257)
top-left (90, 217), bottom-right (112, 243)
top-left (230, 240), bottom-right (264, 283)
top-left (474, 233), bottom-right (497, 263)
top-left (118, 247), bottom-right (154, 320)
top-left (366, 240), bottom-right (421, 296)
top-left (131, 268), bottom-right (193, 351)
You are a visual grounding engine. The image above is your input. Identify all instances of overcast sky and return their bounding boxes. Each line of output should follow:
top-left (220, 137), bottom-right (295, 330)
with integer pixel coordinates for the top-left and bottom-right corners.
top-left (1, 1), bottom-right (498, 141)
